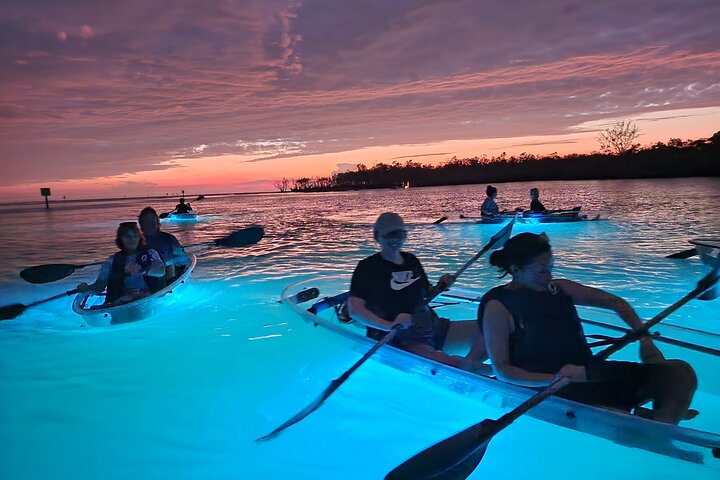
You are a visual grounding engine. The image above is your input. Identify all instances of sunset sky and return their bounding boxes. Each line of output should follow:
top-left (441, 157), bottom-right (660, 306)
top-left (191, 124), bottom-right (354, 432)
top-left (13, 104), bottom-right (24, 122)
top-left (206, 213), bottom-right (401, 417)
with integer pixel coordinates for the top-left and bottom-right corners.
top-left (1, 1), bottom-right (719, 200)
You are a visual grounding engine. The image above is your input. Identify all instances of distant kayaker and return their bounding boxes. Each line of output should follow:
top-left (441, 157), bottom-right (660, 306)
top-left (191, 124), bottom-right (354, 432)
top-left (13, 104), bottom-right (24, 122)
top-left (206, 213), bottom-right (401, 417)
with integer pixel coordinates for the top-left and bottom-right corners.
top-left (481, 185), bottom-right (500, 218)
top-left (175, 197), bottom-right (193, 214)
top-left (77, 222), bottom-right (166, 306)
top-left (138, 207), bottom-right (189, 278)
top-left (348, 212), bottom-right (487, 371)
top-left (529, 188), bottom-right (547, 213)
top-left (479, 232), bottom-right (696, 424)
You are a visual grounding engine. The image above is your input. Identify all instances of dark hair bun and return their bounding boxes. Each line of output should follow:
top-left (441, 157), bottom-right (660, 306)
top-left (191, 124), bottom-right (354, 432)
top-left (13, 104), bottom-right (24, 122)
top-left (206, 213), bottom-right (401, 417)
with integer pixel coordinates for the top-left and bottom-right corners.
top-left (490, 233), bottom-right (551, 276)
top-left (489, 249), bottom-right (507, 270)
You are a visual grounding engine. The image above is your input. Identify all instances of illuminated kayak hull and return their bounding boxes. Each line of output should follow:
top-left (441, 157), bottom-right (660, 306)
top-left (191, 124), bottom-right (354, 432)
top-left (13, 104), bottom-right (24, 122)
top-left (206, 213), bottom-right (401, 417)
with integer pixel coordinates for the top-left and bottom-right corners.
top-left (691, 238), bottom-right (720, 258)
top-left (71, 254), bottom-right (197, 326)
top-left (462, 208), bottom-right (599, 224)
top-left (281, 276), bottom-right (720, 465)
top-left (168, 212), bottom-right (198, 221)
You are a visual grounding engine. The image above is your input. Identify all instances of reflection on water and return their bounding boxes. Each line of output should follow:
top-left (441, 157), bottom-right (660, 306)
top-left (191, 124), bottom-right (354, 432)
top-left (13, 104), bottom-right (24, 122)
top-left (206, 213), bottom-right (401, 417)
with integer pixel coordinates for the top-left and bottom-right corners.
top-left (0, 178), bottom-right (719, 479)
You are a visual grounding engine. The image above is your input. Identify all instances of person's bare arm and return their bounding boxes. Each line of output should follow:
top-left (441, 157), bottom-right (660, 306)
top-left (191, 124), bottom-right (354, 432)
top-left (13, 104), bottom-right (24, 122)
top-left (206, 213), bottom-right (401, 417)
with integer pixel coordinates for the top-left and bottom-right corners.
top-left (555, 279), bottom-right (664, 362)
top-left (483, 300), bottom-right (558, 387)
top-left (347, 296), bottom-right (410, 331)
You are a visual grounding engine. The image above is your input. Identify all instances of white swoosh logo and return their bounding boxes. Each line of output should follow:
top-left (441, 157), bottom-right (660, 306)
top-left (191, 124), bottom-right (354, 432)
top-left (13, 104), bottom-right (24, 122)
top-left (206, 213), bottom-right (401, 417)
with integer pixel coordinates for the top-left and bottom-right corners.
top-left (390, 276), bottom-right (420, 291)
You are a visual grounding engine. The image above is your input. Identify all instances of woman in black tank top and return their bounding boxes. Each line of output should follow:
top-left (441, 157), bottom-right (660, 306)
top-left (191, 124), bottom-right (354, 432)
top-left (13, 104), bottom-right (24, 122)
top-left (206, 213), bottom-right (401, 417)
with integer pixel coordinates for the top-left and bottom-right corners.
top-left (480, 233), bottom-right (696, 424)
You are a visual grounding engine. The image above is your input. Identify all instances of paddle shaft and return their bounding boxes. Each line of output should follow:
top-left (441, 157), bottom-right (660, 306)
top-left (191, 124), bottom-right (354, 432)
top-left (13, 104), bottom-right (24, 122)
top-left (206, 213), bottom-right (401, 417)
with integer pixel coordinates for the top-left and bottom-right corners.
top-left (327, 327), bottom-right (398, 390)
top-left (580, 318), bottom-right (720, 357)
top-left (27, 289), bottom-right (79, 308)
top-left (429, 215), bottom-right (516, 302)
top-left (595, 278), bottom-right (716, 360)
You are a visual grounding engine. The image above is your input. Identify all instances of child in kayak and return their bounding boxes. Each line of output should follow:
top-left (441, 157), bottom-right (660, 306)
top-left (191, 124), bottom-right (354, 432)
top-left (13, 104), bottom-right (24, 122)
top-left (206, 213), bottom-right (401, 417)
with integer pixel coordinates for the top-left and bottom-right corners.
top-left (479, 232), bottom-right (696, 424)
top-left (78, 222), bottom-right (166, 306)
top-left (348, 212), bottom-right (487, 371)
top-left (138, 207), bottom-right (189, 279)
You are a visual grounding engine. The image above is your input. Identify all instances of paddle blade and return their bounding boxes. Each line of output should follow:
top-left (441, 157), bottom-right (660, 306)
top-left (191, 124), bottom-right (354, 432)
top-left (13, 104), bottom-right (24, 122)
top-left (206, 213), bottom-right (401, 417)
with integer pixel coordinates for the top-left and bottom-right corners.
top-left (666, 248), bottom-right (698, 259)
top-left (20, 264), bottom-right (77, 284)
top-left (433, 215), bottom-right (448, 225)
top-left (159, 212), bottom-right (170, 219)
top-left (386, 420), bottom-right (497, 480)
top-left (215, 226), bottom-right (264, 247)
top-left (487, 215), bottom-right (516, 250)
top-left (0, 304), bottom-right (27, 321)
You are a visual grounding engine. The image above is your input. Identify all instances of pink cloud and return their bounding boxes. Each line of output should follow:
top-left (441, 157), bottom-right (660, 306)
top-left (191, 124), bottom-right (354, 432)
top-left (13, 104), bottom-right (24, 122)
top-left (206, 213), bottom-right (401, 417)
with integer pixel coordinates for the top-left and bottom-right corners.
top-left (57, 31), bottom-right (67, 42)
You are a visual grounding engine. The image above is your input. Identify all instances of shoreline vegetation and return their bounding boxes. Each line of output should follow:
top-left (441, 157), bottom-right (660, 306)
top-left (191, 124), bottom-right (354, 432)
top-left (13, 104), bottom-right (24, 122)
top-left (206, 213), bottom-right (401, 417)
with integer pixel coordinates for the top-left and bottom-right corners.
top-left (275, 131), bottom-right (720, 193)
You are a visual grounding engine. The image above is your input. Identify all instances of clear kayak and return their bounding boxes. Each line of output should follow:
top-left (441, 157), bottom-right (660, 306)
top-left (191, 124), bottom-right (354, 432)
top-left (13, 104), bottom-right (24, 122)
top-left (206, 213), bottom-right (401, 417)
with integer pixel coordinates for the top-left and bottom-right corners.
top-left (71, 254), bottom-right (197, 326)
top-left (167, 211), bottom-right (198, 221)
top-left (281, 276), bottom-right (720, 466)
top-left (691, 238), bottom-right (720, 258)
top-left (462, 208), bottom-right (600, 224)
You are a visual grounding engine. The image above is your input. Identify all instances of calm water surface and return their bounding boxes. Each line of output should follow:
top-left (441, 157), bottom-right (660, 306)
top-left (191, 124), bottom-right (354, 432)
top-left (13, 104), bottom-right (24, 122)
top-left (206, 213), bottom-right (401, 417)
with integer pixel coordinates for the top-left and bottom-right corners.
top-left (1, 178), bottom-right (719, 479)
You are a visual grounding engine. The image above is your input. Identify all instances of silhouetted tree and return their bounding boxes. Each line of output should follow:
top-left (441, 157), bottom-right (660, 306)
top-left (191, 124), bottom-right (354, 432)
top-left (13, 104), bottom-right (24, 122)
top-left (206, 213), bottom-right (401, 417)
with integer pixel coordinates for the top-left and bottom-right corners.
top-left (598, 120), bottom-right (640, 155)
top-left (273, 178), bottom-right (290, 192)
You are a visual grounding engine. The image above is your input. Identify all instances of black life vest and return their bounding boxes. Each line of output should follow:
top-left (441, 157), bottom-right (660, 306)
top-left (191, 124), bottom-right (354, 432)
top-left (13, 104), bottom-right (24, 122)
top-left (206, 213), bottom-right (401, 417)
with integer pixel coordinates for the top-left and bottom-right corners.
top-left (106, 249), bottom-right (166, 303)
top-left (478, 284), bottom-right (592, 374)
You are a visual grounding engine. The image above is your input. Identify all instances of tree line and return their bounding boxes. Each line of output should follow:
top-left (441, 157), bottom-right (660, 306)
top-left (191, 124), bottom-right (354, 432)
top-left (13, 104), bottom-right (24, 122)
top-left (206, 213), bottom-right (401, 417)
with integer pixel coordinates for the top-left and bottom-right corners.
top-left (274, 130), bottom-right (720, 193)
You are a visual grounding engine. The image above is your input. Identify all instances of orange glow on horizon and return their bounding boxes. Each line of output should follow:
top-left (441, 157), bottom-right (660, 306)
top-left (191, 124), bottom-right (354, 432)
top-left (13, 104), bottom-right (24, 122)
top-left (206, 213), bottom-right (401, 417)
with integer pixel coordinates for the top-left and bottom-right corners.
top-left (1, 106), bottom-right (719, 202)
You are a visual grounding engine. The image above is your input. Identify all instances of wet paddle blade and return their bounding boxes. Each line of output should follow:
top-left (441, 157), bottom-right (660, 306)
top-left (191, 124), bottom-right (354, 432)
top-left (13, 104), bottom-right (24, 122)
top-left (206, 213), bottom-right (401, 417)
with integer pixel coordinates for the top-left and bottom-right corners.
top-left (215, 226), bottom-right (264, 247)
top-left (0, 304), bottom-right (26, 321)
top-left (666, 248), bottom-right (698, 259)
top-left (20, 264), bottom-right (77, 284)
top-left (159, 212), bottom-right (171, 219)
top-left (386, 420), bottom-right (496, 480)
top-left (488, 215), bottom-right (516, 250)
top-left (433, 215), bottom-right (448, 225)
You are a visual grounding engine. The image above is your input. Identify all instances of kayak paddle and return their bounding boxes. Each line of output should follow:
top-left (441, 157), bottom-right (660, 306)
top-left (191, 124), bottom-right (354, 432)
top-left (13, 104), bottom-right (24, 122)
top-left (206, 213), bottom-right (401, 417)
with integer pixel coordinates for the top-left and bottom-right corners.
top-left (0, 288), bottom-right (80, 321)
top-left (20, 261), bottom-right (105, 284)
top-left (255, 216), bottom-right (516, 443)
top-left (433, 215), bottom-right (448, 225)
top-left (666, 248), bottom-right (698, 259)
top-left (19, 226), bottom-right (265, 284)
top-left (385, 264), bottom-right (720, 480)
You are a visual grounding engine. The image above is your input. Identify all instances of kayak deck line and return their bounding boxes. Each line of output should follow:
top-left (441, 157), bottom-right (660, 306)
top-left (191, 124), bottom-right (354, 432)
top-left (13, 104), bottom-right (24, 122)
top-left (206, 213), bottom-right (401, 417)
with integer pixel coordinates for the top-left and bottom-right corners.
top-left (71, 253), bottom-right (197, 326)
top-left (442, 290), bottom-right (720, 342)
top-left (280, 277), bottom-right (720, 465)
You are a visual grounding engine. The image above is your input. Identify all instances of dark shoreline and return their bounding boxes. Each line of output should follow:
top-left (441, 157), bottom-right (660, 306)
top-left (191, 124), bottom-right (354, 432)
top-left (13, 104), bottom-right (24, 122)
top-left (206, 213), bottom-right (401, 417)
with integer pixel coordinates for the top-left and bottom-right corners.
top-left (280, 132), bottom-right (720, 193)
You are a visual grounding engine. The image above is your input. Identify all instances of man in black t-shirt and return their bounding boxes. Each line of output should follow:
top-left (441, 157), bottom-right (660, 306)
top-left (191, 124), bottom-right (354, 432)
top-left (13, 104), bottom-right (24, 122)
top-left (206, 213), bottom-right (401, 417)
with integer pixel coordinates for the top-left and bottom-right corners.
top-left (348, 212), bottom-right (487, 371)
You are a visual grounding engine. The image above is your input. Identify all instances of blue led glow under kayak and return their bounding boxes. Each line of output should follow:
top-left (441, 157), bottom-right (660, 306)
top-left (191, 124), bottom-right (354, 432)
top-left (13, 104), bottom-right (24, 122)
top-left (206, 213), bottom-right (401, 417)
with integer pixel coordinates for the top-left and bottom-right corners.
top-left (167, 211), bottom-right (198, 221)
top-left (71, 254), bottom-right (197, 326)
top-left (281, 276), bottom-right (720, 466)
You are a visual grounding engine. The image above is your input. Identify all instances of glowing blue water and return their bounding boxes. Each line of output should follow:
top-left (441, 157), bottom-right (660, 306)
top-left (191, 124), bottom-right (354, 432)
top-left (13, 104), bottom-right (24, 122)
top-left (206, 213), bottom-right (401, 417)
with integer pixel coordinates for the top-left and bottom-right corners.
top-left (0, 178), bottom-right (719, 479)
